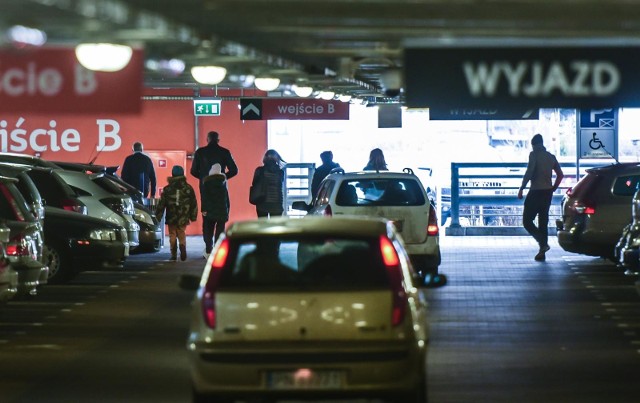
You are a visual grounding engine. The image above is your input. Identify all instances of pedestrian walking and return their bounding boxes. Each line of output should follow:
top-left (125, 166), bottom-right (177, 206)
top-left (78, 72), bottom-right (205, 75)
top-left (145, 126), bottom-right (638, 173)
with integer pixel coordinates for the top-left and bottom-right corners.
top-left (190, 131), bottom-right (238, 189)
top-left (121, 142), bottom-right (157, 198)
top-left (311, 150), bottom-right (340, 198)
top-left (155, 165), bottom-right (198, 261)
top-left (201, 163), bottom-right (229, 258)
top-left (251, 149), bottom-right (286, 218)
top-left (517, 134), bottom-right (564, 261)
top-left (363, 148), bottom-right (388, 171)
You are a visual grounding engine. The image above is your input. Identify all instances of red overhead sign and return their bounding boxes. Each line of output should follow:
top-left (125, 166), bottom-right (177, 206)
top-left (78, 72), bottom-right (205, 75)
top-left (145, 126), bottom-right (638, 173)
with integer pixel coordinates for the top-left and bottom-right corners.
top-left (240, 98), bottom-right (350, 120)
top-left (0, 47), bottom-right (143, 114)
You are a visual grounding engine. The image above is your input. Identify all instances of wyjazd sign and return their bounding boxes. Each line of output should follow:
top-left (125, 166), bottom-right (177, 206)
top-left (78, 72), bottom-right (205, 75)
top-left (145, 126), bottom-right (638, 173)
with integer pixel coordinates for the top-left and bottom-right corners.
top-left (405, 47), bottom-right (640, 109)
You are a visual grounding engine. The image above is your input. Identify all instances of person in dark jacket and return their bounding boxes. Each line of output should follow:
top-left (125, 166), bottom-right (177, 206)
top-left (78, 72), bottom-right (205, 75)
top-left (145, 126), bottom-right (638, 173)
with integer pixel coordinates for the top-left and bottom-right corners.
top-left (200, 163), bottom-right (229, 257)
top-left (311, 150), bottom-right (340, 198)
top-left (155, 165), bottom-right (198, 261)
top-left (363, 148), bottom-right (388, 171)
top-left (252, 149), bottom-right (285, 218)
top-left (190, 131), bottom-right (238, 190)
top-left (121, 142), bottom-right (157, 198)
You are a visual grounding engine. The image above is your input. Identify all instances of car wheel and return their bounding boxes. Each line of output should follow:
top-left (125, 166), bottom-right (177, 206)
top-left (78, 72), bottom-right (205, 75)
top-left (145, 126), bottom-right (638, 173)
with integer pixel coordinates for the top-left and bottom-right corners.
top-left (43, 243), bottom-right (75, 284)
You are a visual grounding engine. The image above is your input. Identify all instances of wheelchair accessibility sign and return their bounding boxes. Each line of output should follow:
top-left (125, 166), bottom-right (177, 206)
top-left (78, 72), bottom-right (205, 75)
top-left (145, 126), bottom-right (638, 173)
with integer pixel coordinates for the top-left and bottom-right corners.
top-left (578, 109), bottom-right (618, 159)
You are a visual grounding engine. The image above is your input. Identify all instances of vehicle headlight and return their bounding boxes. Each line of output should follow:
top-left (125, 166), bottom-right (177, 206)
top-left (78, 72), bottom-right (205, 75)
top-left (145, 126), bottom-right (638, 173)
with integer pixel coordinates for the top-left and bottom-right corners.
top-left (134, 208), bottom-right (155, 226)
top-left (89, 229), bottom-right (117, 241)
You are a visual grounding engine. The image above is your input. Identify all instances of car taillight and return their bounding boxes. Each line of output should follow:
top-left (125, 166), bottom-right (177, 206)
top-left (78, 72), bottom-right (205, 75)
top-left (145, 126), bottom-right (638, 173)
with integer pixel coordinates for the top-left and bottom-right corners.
top-left (427, 204), bottom-right (439, 236)
top-left (566, 187), bottom-right (573, 197)
top-left (202, 238), bottom-right (229, 329)
top-left (323, 205), bottom-right (333, 217)
top-left (6, 235), bottom-right (32, 258)
top-left (573, 201), bottom-right (596, 215)
top-left (380, 236), bottom-right (406, 327)
top-left (62, 198), bottom-right (88, 214)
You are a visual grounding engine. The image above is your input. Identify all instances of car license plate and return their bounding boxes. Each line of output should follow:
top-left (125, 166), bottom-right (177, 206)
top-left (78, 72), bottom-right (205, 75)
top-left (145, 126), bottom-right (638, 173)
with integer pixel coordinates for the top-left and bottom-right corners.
top-left (266, 369), bottom-right (344, 390)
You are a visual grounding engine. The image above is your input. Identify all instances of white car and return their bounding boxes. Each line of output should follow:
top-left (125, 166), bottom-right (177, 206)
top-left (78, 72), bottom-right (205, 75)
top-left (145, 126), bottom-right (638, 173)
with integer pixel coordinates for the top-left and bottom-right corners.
top-left (54, 169), bottom-right (139, 250)
top-left (181, 216), bottom-right (434, 403)
top-left (293, 168), bottom-right (443, 284)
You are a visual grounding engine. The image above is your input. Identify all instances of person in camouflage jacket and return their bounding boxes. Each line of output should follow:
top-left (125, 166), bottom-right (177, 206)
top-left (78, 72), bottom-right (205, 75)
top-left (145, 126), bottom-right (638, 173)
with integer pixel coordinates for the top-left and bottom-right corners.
top-left (155, 165), bottom-right (198, 261)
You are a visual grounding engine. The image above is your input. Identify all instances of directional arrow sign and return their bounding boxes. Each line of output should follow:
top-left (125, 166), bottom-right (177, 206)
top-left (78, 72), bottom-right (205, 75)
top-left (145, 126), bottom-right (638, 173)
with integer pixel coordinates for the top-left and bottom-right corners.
top-left (193, 99), bottom-right (221, 116)
top-left (240, 99), bottom-right (262, 120)
top-left (240, 98), bottom-right (349, 120)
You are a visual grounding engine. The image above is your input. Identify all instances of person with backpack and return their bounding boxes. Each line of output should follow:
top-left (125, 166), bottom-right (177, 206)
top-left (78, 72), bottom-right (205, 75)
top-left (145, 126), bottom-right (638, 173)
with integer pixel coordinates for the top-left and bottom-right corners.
top-left (250, 149), bottom-right (286, 218)
top-left (155, 165), bottom-right (198, 261)
top-left (200, 163), bottom-right (229, 258)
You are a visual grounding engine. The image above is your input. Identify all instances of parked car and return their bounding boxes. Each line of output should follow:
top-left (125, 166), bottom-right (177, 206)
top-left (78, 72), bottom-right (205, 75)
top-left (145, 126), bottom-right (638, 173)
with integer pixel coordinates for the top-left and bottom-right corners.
top-left (614, 187), bottom-right (640, 272)
top-left (0, 164), bottom-right (45, 223)
top-left (42, 206), bottom-right (128, 283)
top-left (0, 152), bottom-right (60, 169)
top-left (293, 168), bottom-right (443, 285)
top-left (53, 169), bottom-right (140, 250)
top-left (52, 161), bottom-right (162, 253)
top-left (180, 216), bottom-right (432, 403)
top-left (0, 176), bottom-right (48, 298)
top-left (0, 223), bottom-right (18, 303)
top-left (556, 163), bottom-right (640, 259)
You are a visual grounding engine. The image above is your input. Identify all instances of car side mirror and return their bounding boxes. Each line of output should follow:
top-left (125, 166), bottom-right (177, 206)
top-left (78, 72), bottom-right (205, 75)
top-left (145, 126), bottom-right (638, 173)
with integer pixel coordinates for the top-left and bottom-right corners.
top-left (291, 201), bottom-right (310, 211)
top-left (178, 274), bottom-right (201, 291)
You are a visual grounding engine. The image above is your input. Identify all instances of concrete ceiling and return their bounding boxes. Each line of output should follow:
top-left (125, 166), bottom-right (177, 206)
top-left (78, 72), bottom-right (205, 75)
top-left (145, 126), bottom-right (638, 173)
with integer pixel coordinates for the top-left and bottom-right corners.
top-left (3, 0), bottom-right (640, 102)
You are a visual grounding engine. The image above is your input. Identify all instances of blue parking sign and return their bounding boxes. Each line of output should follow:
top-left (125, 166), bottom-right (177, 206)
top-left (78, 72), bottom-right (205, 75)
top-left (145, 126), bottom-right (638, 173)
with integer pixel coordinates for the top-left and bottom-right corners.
top-left (579, 109), bottom-right (616, 129)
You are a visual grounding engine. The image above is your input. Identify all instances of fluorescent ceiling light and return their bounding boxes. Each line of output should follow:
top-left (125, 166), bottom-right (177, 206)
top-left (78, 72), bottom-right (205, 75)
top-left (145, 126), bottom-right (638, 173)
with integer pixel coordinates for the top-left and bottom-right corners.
top-left (191, 66), bottom-right (227, 85)
top-left (292, 84), bottom-right (313, 97)
top-left (75, 43), bottom-right (133, 72)
top-left (254, 77), bottom-right (280, 92)
top-left (338, 94), bottom-right (352, 103)
top-left (318, 91), bottom-right (335, 100)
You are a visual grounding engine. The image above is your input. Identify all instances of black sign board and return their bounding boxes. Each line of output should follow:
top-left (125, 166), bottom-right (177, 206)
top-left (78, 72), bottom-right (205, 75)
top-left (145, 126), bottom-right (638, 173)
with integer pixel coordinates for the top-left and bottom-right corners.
top-left (405, 46), bottom-right (640, 109)
top-left (428, 107), bottom-right (539, 120)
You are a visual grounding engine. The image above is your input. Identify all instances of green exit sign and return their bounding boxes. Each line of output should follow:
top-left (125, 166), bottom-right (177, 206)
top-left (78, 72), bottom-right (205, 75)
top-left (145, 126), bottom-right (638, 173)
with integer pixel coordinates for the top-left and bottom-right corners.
top-left (194, 99), bottom-right (221, 116)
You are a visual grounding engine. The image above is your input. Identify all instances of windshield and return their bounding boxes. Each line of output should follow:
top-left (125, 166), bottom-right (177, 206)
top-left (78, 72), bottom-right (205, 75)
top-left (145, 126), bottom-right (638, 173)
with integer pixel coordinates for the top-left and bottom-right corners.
top-left (336, 178), bottom-right (426, 206)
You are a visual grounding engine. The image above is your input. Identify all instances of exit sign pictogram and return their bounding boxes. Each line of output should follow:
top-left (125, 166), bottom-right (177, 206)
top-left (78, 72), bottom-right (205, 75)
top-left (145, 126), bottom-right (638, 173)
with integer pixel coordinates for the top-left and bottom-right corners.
top-left (194, 99), bottom-right (221, 116)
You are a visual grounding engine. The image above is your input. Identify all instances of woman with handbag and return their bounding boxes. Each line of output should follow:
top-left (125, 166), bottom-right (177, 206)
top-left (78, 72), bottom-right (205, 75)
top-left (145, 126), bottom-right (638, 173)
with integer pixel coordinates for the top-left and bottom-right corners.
top-left (250, 149), bottom-right (286, 218)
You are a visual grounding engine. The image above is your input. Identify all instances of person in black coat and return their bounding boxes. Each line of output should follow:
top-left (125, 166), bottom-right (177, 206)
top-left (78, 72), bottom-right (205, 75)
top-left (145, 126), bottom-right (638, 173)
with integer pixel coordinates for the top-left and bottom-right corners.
top-left (252, 149), bottom-right (285, 218)
top-left (121, 142), bottom-right (157, 198)
top-left (200, 163), bottom-right (229, 257)
top-left (311, 150), bottom-right (340, 198)
top-left (190, 131), bottom-right (238, 191)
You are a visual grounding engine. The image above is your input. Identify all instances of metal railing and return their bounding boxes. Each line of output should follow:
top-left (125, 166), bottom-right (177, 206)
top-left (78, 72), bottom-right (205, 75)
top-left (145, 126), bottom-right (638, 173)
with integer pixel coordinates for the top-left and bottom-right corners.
top-left (448, 161), bottom-right (605, 228)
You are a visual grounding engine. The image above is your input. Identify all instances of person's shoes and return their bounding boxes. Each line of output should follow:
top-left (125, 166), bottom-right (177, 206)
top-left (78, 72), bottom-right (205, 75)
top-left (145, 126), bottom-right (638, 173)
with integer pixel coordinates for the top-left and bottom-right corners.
top-left (179, 245), bottom-right (187, 261)
top-left (203, 247), bottom-right (211, 259)
top-left (170, 246), bottom-right (177, 261)
top-left (534, 245), bottom-right (549, 262)
top-left (169, 255), bottom-right (177, 262)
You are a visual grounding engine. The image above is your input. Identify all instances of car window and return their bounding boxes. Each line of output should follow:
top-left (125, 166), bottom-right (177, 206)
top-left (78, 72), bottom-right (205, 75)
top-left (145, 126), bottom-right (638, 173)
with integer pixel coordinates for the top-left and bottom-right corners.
top-left (26, 170), bottom-right (76, 207)
top-left (571, 173), bottom-right (601, 200)
top-left (219, 236), bottom-right (389, 290)
top-left (14, 174), bottom-right (41, 206)
top-left (338, 178), bottom-right (426, 206)
top-left (313, 180), bottom-right (336, 207)
top-left (612, 175), bottom-right (640, 196)
top-left (93, 175), bottom-right (128, 194)
top-left (0, 182), bottom-right (31, 221)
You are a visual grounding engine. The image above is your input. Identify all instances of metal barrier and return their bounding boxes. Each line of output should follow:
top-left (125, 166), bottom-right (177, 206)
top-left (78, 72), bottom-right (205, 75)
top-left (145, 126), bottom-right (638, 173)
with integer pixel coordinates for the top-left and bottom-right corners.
top-left (448, 161), bottom-right (605, 230)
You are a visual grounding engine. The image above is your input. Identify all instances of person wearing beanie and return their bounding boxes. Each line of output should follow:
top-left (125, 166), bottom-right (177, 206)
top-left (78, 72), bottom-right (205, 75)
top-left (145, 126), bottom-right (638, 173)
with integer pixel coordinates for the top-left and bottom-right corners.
top-left (518, 134), bottom-right (564, 262)
top-left (155, 165), bottom-right (198, 261)
top-left (311, 150), bottom-right (340, 198)
top-left (200, 163), bottom-right (230, 258)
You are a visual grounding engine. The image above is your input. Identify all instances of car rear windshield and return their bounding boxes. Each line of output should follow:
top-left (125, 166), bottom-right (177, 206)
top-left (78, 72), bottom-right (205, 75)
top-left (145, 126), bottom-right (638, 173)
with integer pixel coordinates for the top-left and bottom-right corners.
top-left (218, 236), bottom-right (390, 291)
top-left (93, 175), bottom-right (129, 195)
top-left (571, 172), bottom-right (602, 200)
top-left (336, 178), bottom-right (426, 206)
top-left (612, 175), bottom-right (640, 196)
top-left (0, 182), bottom-right (32, 222)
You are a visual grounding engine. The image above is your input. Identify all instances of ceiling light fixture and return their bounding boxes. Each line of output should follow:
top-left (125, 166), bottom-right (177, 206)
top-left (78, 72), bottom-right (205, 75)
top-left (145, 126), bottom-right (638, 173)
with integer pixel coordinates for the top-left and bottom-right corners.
top-left (338, 94), bottom-right (352, 103)
top-left (318, 91), bottom-right (335, 100)
top-left (191, 66), bottom-right (227, 85)
top-left (292, 84), bottom-right (313, 98)
top-left (254, 77), bottom-right (280, 92)
top-left (75, 43), bottom-right (133, 72)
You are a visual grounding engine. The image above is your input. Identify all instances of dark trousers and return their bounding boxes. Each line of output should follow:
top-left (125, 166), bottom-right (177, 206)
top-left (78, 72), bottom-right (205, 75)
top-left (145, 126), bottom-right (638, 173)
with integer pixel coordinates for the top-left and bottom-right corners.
top-left (202, 215), bottom-right (226, 253)
top-left (522, 189), bottom-right (554, 248)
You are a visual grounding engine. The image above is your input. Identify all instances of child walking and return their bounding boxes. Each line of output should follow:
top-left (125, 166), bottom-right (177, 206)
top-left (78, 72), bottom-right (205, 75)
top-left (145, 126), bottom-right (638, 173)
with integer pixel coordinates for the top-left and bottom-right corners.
top-left (155, 165), bottom-right (198, 261)
top-left (201, 163), bottom-right (230, 258)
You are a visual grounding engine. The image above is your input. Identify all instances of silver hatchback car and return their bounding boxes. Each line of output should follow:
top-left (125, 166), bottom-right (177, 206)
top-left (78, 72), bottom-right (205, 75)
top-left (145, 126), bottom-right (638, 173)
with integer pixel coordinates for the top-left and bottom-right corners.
top-left (181, 216), bottom-right (433, 403)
